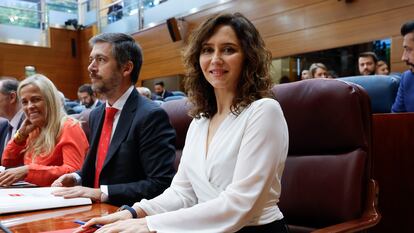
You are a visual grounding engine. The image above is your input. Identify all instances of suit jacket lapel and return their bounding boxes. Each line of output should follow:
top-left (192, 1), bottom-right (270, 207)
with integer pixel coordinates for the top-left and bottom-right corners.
top-left (102, 90), bottom-right (138, 169)
top-left (17, 114), bottom-right (24, 129)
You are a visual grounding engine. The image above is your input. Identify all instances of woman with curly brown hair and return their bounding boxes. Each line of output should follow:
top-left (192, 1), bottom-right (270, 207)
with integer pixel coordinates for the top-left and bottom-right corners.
top-left (79, 12), bottom-right (289, 233)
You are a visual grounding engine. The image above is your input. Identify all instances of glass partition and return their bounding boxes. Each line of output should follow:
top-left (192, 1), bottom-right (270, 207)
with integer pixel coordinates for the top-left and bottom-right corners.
top-left (271, 39), bottom-right (392, 83)
top-left (98, 0), bottom-right (224, 34)
top-left (0, 1), bottom-right (48, 46)
top-left (46, 0), bottom-right (77, 26)
top-left (79, 0), bottom-right (97, 26)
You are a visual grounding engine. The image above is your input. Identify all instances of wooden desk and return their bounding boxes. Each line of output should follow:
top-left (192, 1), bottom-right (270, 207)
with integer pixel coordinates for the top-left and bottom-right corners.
top-left (0, 204), bottom-right (117, 232)
top-left (371, 113), bottom-right (414, 233)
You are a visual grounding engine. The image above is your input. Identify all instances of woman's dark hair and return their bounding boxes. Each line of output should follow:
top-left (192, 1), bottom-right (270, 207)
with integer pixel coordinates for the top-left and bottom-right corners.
top-left (183, 12), bottom-right (273, 118)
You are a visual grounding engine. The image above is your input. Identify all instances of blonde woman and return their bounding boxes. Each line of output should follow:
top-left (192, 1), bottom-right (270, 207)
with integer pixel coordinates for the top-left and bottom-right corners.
top-left (309, 63), bottom-right (328, 78)
top-left (0, 74), bottom-right (89, 187)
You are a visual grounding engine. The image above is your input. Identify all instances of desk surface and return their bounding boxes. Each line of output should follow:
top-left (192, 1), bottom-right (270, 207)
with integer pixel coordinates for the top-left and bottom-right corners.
top-left (0, 203), bottom-right (117, 232)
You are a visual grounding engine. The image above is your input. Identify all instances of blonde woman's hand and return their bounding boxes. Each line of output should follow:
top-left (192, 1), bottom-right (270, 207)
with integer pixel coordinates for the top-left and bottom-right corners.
top-left (0, 165), bottom-right (28, 186)
top-left (18, 118), bottom-right (38, 136)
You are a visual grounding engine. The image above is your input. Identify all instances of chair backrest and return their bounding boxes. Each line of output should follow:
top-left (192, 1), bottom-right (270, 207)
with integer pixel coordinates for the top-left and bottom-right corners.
top-left (164, 95), bottom-right (185, 102)
top-left (338, 75), bottom-right (400, 113)
top-left (153, 100), bottom-right (164, 106)
top-left (272, 79), bottom-right (372, 231)
top-left (71, 108), bottom-right (92, 141)
top-left (172, 91), bottom-right (186, 97)
top-left (161, 98), bottom-right (192, 171)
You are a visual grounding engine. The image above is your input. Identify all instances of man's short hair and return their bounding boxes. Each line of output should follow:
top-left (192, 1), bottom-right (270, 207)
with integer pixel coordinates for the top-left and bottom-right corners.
top-left (359, 52), bottom-right (378, 64)
top-left (401, 20), bottom-right (414, 37)
top-left (0, 77), bottom-right (19, 94)
top-left (78, 84), bottom-right (94, 95)
top-left (155, 81), bottom-right (165, 87)
top-left (89, 33), bottom-right (143, 84)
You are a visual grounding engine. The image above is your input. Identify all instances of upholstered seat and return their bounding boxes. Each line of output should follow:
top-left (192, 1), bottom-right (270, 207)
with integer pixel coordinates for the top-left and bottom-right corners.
top-left (338, 75), bottom-right (400, 113)
top-left (273, 79), bottom-right (379, 232)
top-left (164, 95), bottom-right (185, 102)
top-left (161, 98), bottom-right (192, 171)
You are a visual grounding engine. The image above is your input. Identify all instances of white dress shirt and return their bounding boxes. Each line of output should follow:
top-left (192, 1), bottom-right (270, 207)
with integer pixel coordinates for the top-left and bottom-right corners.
top-left (135, 98), bottom-right (289, 233)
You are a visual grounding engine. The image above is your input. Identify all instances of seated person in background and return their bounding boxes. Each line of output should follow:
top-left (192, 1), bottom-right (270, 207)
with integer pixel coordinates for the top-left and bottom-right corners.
top-left (301, 69), bottom-right (310, 80)
top-left (0, 74), bottom-right (89, 186)
top-left (358, 51), bottom-right (378, 75)
top-left (107, 3), bottom-right (123, 24)
top-left (309, 62), bottom-right (328, 78)
top-left (79, 12), bottom-right (289, 233)
top-left (78, 84), bottom-right (102, 109)
top-left (154, 81), bottom-right (173, 100)
top-left (376, 60), bottom-right (390, 75)
top-left (58, 91), bottom-right (76, 115)
top-left (0, 77), bottom-right (24, 159)
top-left (392, 20), bottom-right (414, 112)
top-left (280, 75), bottom-right (290, 83)
top-left (136, 86), bottom-right (152, 99)
top-left (52, 32), bottom-right (176, 207)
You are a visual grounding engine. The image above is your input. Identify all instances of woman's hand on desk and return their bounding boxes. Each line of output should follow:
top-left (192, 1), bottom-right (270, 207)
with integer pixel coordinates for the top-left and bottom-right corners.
top-left (52, 186), bottom-right (102, 202)
top-left (0, 165), bottom-right (28, 186)
top-left (74, 210), bottom-right (131, 233)
top-left (85, 218), bottom-right (152, 233)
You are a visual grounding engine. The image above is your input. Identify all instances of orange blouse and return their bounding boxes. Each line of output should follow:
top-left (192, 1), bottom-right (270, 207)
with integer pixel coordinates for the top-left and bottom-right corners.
top-left (2, 118), bottom-right (89, 186)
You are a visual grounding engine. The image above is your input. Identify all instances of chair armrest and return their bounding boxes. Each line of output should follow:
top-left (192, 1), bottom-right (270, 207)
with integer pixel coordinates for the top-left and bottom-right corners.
top-left (312, 179), bottom-right (381, 233)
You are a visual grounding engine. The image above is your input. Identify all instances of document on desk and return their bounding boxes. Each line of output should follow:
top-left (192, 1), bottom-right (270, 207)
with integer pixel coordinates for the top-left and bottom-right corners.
top-left (0, 187), bottom-right (92, 214)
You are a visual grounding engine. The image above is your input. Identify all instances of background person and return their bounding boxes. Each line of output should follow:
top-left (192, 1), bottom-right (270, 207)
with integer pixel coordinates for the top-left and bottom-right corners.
top-left (0, 74), bottom-right (88, 186)
top-left (153, 81), bottom-right (173, 100)
top-left (358, 51), bottom-right (378, 75)
top-left (309, 63), bottom-right (328, 78)
top-left (376, 60), bottom-right (390, 75)
top-left (392, 20), bottom-right (414, 112)
top-left (301, 69), bottom-right (310, 80)
top-left (79, 13), bottom-right (289, 233)
top-left (136, 86), bottom-right (152, 99)
top-left (78, 84), bottom-right (101, 109)
top-left (0, 77), bottom-right (24, 159)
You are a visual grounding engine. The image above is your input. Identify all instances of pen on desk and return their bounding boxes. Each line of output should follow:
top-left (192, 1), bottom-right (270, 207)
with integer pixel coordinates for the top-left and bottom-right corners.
top-left (74, 220), bottom-right (103, 228)
top-left (0, 222), bottom-right (12, 233)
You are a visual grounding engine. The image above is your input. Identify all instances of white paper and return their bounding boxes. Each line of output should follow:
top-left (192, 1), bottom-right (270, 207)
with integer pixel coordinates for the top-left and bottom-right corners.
top-left (0, 187), bottom-right (91, 214)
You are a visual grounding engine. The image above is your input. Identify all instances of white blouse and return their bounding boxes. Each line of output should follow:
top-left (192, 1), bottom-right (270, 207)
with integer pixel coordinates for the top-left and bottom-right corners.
top-left (134, 98), bottom-right (289, 233)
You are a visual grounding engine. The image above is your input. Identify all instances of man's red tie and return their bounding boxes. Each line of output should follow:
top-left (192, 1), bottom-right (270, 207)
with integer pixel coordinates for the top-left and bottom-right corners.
top-left (94, 107), bottom-right (118, 188)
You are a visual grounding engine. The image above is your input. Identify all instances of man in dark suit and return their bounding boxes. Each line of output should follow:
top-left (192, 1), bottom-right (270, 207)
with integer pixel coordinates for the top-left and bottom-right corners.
top-left (52, 33), bottom-right (176, 206)
top-left (77, 83), bottom-right (102, 109)
top-left (0, 117), bottom-right (9, 162)
top-left (0, 77), bottom-right (24, 161)
top-left (154, 81), bottom-right (174, 100)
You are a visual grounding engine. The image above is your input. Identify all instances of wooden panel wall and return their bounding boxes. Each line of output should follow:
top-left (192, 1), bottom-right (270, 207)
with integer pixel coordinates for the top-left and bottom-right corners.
top-left (78, 26), bottom-right (97, 85)
top-left (0, 28), bottom-right (82, 99)
top-left (131, 0), bottom-right (414, 81)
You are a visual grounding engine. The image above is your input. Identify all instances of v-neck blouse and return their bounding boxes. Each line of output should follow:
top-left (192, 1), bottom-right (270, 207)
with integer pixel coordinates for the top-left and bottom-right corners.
top-left (136, 98), bottom-right (289, 232)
